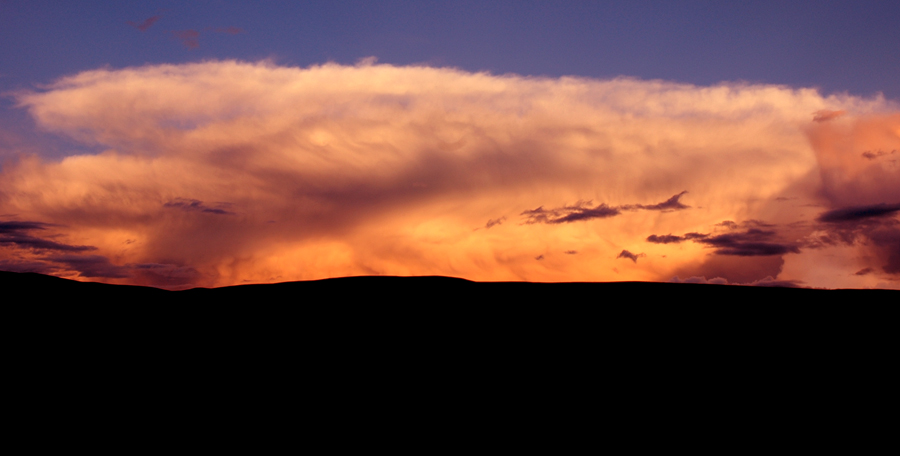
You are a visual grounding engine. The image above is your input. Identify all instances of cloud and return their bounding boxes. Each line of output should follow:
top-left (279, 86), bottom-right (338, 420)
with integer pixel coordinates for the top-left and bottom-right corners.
top-left (0, 218), bottom-right (202, 283)
top-left (816, 203), bottom-right (900, 223)
top-left (670, 276), bottom-right (728, 285)
top-left (648, 226), bottom-right (800, 256)
top-left (746, 276), bottom-right (804, 288)
top-left (521, 191), bottom-right (688, 224)
top-left (128, 16), bottom-right (160, 32)
top-left (521, 202), bottom-right (619, 224)
top-left (164, 198), bottom-right (235, 215)
top-left (172, 30), bottom-right (200, 49)
top-left (616, 250), bottom-right (645, 263)
top-left (4, 60), bottom-right (899, 288)
top-left (697, 229), bottom-right (801, 257)
top-left (43, 254), bottom-right (131, 278)
top-left (0, 220), bottom-right (96, 252)
top-left (861, 149), bottom-right (897, 160)
top-left (129, 262), bottom-right (201, 286)
top-left (632, 191), bottom-right (690, 211)
top-left (649, 221), bottom-right (804, 283)
top-left (485, 217), bottom-right (506, 229)
top-left (802, 113), bottom-right (900, 280)
top-left (0, 258), bottom-right (56, 275)
top-left (646, 233), bottom-right (707, 244)
top-left (669, 275), bottom-right (802, 287)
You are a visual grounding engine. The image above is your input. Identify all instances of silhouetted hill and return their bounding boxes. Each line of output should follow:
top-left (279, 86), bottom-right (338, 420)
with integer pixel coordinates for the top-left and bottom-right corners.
top-left (7, 269), bottom-right (895, 389)
top-left (3, 270), bottom-right (895, 304)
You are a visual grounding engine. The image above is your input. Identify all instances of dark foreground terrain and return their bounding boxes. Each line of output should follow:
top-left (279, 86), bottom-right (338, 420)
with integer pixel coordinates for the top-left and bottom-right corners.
top-left (5, 268), bottom-right (894, 431)
top-left (3, 269), bottom-right (895, 303)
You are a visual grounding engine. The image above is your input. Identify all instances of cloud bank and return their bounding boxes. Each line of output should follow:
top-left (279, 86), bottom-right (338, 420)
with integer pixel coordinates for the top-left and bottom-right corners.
top-left (2, 60), bottom-right (899, 288)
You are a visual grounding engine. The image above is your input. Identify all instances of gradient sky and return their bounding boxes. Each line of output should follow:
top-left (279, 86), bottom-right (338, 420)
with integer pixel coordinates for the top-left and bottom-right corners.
top-left (2, 1), bottom-right (899, 289)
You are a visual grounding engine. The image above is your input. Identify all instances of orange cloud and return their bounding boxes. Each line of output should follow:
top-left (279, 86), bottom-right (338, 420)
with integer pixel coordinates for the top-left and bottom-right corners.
top-left (3, 61), bottom-right (899, 288)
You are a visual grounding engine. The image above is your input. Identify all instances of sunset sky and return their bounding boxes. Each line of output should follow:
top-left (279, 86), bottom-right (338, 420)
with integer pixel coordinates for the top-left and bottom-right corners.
top-left (2, 1), bottom-right (899, 289)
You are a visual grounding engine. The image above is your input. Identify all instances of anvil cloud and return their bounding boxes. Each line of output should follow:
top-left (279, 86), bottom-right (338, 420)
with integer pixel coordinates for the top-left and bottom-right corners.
top-left (2, 60), bottom-right (898, 288)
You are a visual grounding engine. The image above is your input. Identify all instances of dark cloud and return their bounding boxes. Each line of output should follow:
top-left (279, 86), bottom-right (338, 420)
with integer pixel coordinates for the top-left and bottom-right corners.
top-left (535, 255), bottom-right (544, 261)
top-left (861, 149), bottom-right (897, 160)
top-left (631, 191), bottom-right (690, 211)
top-left (0, 220), bottom-right (137, 279)
top-left (699, 230), bottom-right (801, 256)
top-left (521, 202), bottom-right (620, 224)
top-left (43, 255), bottom-right (131, 278)
top-left (164, 198), bottom-right (234, 215)
top-left (564, 250), bottom-right (578, 255)
top-left (616, 250), bottom-right (645, 263)
top-left (0, 235), bottom-right (95, 252)
top-left (812, 110), bottom-right (845, 122)
top-left (172, 30), bottom-right (200, 49)
top-left (803, 231), bottom-right (841, 249)
top-left (0, 221), bottom-right (49, 233)
top-left (127, 16), bottom-right (160, 32)
top-left (550, 204), bottom-right (619, 223)
top-left (809, 208), bottom-right (900, 275)
top-left (648, 226), bottom-right (800, 256)
top-left (741, 219), bottom-right (776, 228)
top-left (130, 263), bottom-right (202, 287)
top-left (485, 217), bottom-right (506, 229)
top-left (866, 225), bottom-right (900, 274)
top-left (0, 220), bottom-right (96, 252)
top-left (522, 191), bottom-right (688, 224)
top-left (0, 259), bottom-right (55, 275)
top-left (816, 203), bottom-right (900, 223)
top-left (646, 232), bottom-right (707, 244)
top-left (716, 220), bottom-right (738, 229)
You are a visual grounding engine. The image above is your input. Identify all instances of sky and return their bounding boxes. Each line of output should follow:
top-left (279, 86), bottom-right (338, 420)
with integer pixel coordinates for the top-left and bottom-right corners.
top-left (1, 1), bottom-right (899, 289)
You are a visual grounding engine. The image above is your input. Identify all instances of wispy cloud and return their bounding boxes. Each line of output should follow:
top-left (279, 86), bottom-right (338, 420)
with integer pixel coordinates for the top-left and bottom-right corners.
top-left (164, 198), bottom-right (235, 215)
top-left (127, 16), bottom-right (161, 32)
top-left (521, 191), bottom-right (689, 224)
top-left (484, 216), bottom-right (506, 229)
top-left (172, 30), bottom-right (200, 49)
top-left (0, 221), bottom-right (95, 252)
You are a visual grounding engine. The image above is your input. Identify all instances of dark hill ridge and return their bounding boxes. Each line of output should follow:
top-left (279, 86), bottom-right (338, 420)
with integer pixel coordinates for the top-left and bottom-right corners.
top-left (2, 270), bottom-right (895, 303)
top-left (5, 269), bottom-right (896, 370)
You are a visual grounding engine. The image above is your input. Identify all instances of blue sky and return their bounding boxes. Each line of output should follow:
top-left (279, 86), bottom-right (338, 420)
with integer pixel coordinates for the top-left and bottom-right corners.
top-left (3, 1), bottom-right (898, 99)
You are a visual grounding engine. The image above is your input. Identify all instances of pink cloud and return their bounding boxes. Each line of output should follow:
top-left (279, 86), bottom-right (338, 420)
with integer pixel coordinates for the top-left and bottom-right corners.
top-left (172, 30), bottom-right (200, 49)
top-left (5, 61), bottom-right (899, 288)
